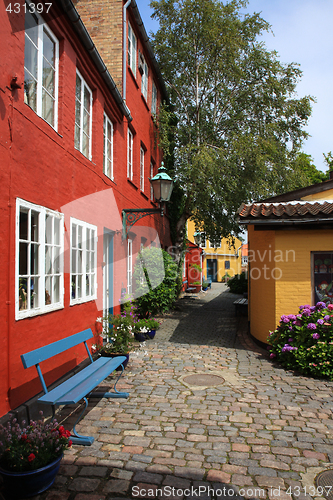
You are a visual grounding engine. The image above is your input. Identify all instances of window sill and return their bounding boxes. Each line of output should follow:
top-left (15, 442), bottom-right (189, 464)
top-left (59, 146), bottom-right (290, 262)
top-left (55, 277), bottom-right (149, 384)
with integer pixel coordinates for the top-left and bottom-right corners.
top-left (140, 191), bottom-right (149, 200)
top-left (128, 66), bottom-right (139, 88)
top-left (127, 178), bottom-right (139, 190)
top-left (16, 303), bottom-right (64, 321)
top-left (70, 296), bottom-right (97, 307)
top-left (141, 94), bottom-right (150, 112)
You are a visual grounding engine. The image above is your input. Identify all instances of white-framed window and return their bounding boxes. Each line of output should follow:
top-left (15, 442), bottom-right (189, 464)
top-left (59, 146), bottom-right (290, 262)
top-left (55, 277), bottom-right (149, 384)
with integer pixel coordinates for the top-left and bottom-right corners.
top-left (209, 239), bottom-right (221, 249)
top-left (140, 55), bottom-right (148, 100)
top-left (127, 128), bottom-right (133, 180)
top-left (16, 198), bottom-right (64, 320)
top-left (24, 3), bottom-right (59, 129)
top-left (103, 113), bottom-right (113, 179)
top-left (151, 82), bottom-right (157, 115)
top-left (70, 218), bottom-right (97, 305)
top-left (150, 162), bottom-right (154, 200)
top-left (128, 22), bottom-right (137, 75)
top-left (140, 146), bottom-right (145, 192)
top-left (75, 70), bottom-right (93, 160)
top-left (127, 239), bottom-right (133, 295)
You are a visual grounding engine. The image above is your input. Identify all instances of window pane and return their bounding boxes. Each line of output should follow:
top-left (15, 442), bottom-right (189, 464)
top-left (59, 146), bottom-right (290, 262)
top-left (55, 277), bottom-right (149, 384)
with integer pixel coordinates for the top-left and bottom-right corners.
top-left (82, 133), bottom-right (89, 157)
top-left (84, 87), bottom-right (90, 114)
top-left (72, 249), bottom-right (76, 273)
top-left (45, 276), bottom-right (52, 304)
top-left (24, 37), bottom-right (38, 79)
top-left (54, 246), bottom-right (60, 273)
top-left (43, 28), bottom-right (55, 66)
top-left (86, 274), bottom-right (90, 295)
top-left (31, 211), bottom-right (39, 242)
top-left (20, 209), bottom-right (28, 240)
top-left (71, 275), bottom-right (76, 299)
top-left (77, 274), bottom-right (82, 298)
top-left (19, 242), bottom-right (28, 275)
top-left (24, 69), bottom-right (37, 110)
top-left (42, 89), bottom-right (54, 126)
top-left (19, 278), bottom-right (28, 311)
top-left (83, 109), bottom-right (90, 136)
top-left (45, 214), bottom-right (52, 244)
top-left (53, 275), bottom-right (60, 303)
top-left (78, 226), bottom-right (82, 248)
top-left (76, 74), bottom-right (81, 101)
top-left (78, 249), bottom-right (82, 273)
top-left (31, 243), bottom-right (38, 275)
top-left (74, 124), bottom-right (80, 149)
top-left (31, 277), bottom-right (38, 309)
top-left (54, 218), bottom-right (60, 245)
top-left (42, 60), bottom-right (54, 96)
top-left (45, 245), bottom-right (52, 274)
top-left (107, 122), bottom-right (112, 142)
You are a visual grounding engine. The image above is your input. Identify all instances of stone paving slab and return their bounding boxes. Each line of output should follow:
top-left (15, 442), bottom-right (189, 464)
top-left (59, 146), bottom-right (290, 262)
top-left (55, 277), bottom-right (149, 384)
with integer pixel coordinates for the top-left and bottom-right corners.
top-left (32, 284), bottom-right (333, 500)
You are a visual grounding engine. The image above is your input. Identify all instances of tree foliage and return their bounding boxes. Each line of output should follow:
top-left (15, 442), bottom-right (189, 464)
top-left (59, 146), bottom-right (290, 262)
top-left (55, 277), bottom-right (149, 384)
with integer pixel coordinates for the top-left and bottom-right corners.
top-left (150, 0), bottom-right (314, 251)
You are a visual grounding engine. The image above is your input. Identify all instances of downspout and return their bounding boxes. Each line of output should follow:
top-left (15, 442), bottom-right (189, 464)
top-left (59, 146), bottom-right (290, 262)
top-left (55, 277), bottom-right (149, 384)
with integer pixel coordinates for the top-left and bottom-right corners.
top-left (123, 0), bottom-right (132, 101)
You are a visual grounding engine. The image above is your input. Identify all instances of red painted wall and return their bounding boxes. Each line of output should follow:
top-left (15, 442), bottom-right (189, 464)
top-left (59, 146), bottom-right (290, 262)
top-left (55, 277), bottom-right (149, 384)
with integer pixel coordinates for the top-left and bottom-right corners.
top-left (0, 1), bottom-right (171, 417)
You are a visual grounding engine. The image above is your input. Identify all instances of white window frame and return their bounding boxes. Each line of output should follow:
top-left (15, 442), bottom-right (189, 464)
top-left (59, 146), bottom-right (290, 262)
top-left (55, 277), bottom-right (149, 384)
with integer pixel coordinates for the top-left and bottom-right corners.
top-left (151, 82), bottom-right (157, 115)
top-left (75, 69), bottom-right (93, 160)
top-left (209, 240), bottom-right (221, 249)
top-left (16, 198), bottom-right (64, 320)
top-left (103, 112), bottom-right (113, 180)
top-left (127, 128), bottom-right (133, 180)
top-left (140, 146), bottom-right (145, 192)
top-left (141, 55), bottom-right (148, 100)
top-left (127, 239), bottom-right (133, 295)
top-left (24, 2), bottom-right (59, 129)
top-left (128, 22), bottom-right (137, 75)
top-left (70, 218), bottom-right (97, 306)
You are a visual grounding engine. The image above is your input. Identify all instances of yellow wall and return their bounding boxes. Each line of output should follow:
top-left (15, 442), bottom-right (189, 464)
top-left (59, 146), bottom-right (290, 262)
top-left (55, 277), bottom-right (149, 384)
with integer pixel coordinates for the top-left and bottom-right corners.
top-left (187, 219), bottom-right (242, 280)
top-left (248, 226), bottom-right (276, 343)
top-left (248, 226), bottom-right (333, 343)
top-left (302, 186), bottom-right (333, 201)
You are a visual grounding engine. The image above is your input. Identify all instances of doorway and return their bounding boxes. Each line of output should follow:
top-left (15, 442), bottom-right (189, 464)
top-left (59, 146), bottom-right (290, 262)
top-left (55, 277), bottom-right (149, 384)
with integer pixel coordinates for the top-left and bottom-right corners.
top-left (103, 230), bottom-right (114, 316)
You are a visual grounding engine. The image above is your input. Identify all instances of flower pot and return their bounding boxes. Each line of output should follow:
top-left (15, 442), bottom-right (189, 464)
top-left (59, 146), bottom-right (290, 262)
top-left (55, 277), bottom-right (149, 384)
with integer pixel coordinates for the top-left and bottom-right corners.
top-left (147, 329), bottom-right (156, 339)
top-left (100, 351), bottom-right (129, 370)
top-left (134, 332), bottom-right (147, 342)
top-left (0, 454), bottom-right (63, 499)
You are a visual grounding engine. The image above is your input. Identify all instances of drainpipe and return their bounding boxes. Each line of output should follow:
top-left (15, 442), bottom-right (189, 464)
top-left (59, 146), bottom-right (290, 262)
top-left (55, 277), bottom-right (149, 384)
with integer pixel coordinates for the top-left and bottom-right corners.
top-left (123, 0), bottom-right (132, 101)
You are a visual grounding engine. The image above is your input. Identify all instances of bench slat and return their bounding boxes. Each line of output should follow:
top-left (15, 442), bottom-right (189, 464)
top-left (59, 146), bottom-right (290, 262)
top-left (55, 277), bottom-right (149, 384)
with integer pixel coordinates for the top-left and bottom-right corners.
top-left (39, 356), bottom-right (126, 405)
top-left (21, 329), bottom-right (93, 369)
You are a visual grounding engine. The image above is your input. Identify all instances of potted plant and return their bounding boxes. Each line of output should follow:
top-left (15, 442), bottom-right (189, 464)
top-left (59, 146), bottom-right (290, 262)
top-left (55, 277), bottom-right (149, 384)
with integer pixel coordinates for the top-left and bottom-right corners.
top-left (133, 318), bottom-right (160, 341)
top-left (99, 299), bottom-right (137, 368)
top-left (0, 413), bottom-right (71, 498)
top-left (191, 281), bottom-right (202, 292)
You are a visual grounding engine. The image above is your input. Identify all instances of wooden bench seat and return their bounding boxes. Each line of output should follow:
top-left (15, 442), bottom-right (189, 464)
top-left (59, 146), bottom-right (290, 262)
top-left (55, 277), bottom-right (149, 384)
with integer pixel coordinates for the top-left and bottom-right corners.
top-left (21, 329), bottom-right (129, 446)
top-left (233, 297), bottom-right (248, 316)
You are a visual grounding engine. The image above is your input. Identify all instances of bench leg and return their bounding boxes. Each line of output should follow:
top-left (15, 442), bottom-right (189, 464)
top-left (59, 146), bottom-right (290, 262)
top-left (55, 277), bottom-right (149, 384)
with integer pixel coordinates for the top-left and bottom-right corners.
top-left (71, 397), bottom-right (95, 446)
top-left (89, 365), bottom-right (129, 399)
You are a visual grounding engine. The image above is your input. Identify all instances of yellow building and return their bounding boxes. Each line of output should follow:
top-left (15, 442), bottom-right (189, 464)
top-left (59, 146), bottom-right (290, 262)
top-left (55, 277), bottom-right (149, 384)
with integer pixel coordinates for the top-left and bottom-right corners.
top-left (239, 177), bottom-right (333, 344)
top-left (187, 219), bottom-right (243, 282)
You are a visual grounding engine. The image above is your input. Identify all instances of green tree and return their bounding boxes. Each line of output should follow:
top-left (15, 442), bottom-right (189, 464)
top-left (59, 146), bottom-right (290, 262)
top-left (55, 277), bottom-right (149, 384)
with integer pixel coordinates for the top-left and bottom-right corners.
top-left (292, 152), bottom-right (328, 185)
top-left (150, 0), bottom-right (314, 260)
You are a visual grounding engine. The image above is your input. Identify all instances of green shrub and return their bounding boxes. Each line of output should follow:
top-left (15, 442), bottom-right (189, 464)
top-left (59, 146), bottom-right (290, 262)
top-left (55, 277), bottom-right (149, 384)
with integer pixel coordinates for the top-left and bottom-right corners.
top-left (268, 302), bottom-right (333, 379)
top-left (133, 247), bottom-right (178, 317)
top-left (227, 272), bottom-right (248, 294)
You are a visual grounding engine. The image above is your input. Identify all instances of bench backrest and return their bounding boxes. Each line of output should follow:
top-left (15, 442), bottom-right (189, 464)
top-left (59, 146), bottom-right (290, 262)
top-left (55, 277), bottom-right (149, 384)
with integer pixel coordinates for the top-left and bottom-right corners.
top-left (21, 328), bottom-right (93, 369)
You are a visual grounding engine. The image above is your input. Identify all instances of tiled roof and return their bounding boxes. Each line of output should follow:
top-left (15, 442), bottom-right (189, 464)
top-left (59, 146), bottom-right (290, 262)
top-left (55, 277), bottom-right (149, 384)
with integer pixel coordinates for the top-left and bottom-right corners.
top-left (238, 200), bottom-right (333, 222)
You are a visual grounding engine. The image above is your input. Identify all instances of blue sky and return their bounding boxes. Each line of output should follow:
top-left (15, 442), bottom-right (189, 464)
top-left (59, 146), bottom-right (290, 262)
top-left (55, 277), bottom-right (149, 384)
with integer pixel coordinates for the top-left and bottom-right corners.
top-left (137, 0), bottom-right (333, 172)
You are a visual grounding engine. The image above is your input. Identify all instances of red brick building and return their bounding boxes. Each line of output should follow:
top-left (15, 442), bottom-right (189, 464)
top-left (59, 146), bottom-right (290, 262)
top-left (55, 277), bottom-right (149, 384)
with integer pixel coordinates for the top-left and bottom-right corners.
top-left (0, 0), bottom-right (170, 419)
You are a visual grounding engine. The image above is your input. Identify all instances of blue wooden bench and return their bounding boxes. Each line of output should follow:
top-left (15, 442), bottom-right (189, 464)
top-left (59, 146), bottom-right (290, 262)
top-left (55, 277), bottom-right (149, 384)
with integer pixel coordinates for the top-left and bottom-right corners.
top-left (21, 328), bottom-right (129, 446)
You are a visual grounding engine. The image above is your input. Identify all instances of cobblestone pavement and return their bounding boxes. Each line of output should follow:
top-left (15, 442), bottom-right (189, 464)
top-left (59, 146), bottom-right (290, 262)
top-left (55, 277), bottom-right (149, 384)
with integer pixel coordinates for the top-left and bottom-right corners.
top-left (39, 284), bottom-right (333, 500)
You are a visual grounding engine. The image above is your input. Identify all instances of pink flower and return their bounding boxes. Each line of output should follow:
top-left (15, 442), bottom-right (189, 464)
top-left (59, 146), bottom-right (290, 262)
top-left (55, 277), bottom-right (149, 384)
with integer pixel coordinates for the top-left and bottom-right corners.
top-left (270, 353), bottom-right (276, 358)
top-left (312, 333), bottom-right (320, 340)
top-left (328, 304), bottom-right (333, 311)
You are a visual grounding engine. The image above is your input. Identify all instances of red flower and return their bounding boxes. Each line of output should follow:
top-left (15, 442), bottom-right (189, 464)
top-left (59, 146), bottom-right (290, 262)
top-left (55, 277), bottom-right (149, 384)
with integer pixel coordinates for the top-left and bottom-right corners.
top-left (68, 440), bottom-right (73, 447)
top-left (28, 453), bottom-right (35, 462)
top-left (58, 425), bottom-right (65, 435)
top-left (21, 434), bottom-right (27, 441)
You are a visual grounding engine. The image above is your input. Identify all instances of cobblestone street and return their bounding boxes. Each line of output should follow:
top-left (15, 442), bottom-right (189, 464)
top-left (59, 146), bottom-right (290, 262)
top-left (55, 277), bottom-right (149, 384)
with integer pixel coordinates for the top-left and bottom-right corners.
top-left (39, 284), bottom-right (333, 500)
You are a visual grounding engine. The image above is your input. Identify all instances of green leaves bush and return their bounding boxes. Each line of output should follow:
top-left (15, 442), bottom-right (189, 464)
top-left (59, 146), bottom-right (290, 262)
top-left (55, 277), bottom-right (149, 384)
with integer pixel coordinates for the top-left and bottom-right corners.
top-left (268, 302), bottom-right (333, 379)
top-left (133, 247), bottom-right (178, 317)
top-left (227, 272), bottom-right (248, 294)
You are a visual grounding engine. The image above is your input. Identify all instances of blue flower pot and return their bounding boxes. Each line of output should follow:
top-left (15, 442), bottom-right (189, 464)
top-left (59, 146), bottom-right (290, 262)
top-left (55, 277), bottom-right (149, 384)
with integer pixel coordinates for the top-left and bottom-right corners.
top-left (147, 329), bottom-right (156, 339)
top-left (0, 454), bottom-right (62, 499)
top-left (134, 332), bottom-right (147, 342)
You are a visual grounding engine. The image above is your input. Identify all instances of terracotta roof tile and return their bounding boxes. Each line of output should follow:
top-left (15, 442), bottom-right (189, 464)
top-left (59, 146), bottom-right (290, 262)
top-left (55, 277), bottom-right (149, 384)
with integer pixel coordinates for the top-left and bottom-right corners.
top-left (238, 201), bottom-right (333, 221)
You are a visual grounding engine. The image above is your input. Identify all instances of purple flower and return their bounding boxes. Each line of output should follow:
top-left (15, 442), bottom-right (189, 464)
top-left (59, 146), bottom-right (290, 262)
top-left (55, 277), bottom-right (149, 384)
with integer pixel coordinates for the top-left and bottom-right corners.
top-left (302, 309), bottom-right (312, 317)
top-left (293, 320), bottom-right (302, 327)
top-left (317, 319), bottom-right (324, 325)
top-left (280, 315), bottom-right (290, 323)
top-left (307, 323), bottom-right (317, 330)
top-left (324, 315), bottom-right (330, 321)
top-left (312, 333), bottom-right (320, 340)
top-left (288, 338), bottom-right (294, 343)
top-left (282, 344), bottom-right (297, 352)
top-left (316, 302), bottom-right (326, 310)
top-left (310, 306), bottom-right (316, 312)
top-left (270, 353), bottom-right (276, 358)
